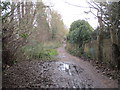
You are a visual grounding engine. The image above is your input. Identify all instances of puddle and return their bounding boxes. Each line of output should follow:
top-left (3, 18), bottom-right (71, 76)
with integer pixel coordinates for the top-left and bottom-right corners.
top-left (57, 62), bottom-right (72, 75)
top-left (59, 63), bottom-right (69, 71)
top-left (57, 55), bottom-right (66, 58)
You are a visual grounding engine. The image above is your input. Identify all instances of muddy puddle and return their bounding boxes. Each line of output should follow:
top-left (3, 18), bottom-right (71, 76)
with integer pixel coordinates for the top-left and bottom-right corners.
top-left (57, 55), bottom-right (66, 58)
top-left (3, 60), bottom-right (96, 88)
top-left (3, 45), bottom-right (118, 88)
top-left (57, 62), bottom-right (72, 75)
top-left (53, 61), bottom-right (94, 88)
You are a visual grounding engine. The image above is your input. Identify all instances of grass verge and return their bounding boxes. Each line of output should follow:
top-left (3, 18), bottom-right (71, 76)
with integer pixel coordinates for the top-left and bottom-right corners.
top-left (21, 41), bottom-right (60, 61)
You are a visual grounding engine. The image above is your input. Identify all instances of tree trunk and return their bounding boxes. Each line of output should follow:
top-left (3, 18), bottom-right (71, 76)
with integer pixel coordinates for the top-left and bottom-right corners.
top-left (25, 1), bottom-right (28, 24)
top-left (109, 12), bottom-right (120, 69)
top-left (17, 1), bottom-right (21, 26)
top-left (111, 43), bottom-right (120, 69)
top-left (97, 30), bottom-right (103, 62)
top-left (97, 12), bottom-right (104, 62)
top-left (110, 28), bottom-right (120, 69)
top-left (22, 1), bottom-right (25, 18)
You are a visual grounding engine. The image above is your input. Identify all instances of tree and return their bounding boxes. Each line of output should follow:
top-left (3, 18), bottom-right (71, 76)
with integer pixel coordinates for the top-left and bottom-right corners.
top-left (33, 1), bottom-right (50, 42)
top-left (1, 1), bottom-right (50, 66)
top-left (1, 0), bottom-right (67, 68)
top-left (67, 20), bottom-right (93, 47)
top-left (87, 2), bottom-right (120, 68)
top-left (50, 10), bottom-right (66, 41)
top-left (65, 1), bottom-right (120, 68)
top-left (105, 2), bottom-right (120, 68)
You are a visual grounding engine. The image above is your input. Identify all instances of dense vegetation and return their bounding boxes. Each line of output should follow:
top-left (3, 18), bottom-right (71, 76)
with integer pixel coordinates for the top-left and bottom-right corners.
top-left (67, 20), bottom-right (93, 46)
top-left (1, 1), bottom-right (67, 69)
top-left (66, 20), bottom-right (93, 57)
top-left (66, 2), bottom-right (120, 70)
top-left (1, 0), bottom-right (119, 77)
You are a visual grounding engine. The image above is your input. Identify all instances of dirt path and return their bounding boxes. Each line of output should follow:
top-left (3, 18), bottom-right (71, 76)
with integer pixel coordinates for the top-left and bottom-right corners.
top-left (56, 45), bottom-right (118, 88)
top-left (3, 45), bottom-right (118, 88)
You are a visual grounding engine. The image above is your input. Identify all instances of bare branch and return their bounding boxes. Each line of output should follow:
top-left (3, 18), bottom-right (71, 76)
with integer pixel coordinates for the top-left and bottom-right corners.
top-left (64, 1), bottom-right (97, 9)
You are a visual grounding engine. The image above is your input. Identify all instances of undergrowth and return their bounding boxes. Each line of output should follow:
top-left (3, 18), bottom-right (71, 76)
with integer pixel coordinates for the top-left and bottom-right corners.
top-left (21, 41), bottom-right (60, 61)
top-left (66, 42), bottom-right (120, 80)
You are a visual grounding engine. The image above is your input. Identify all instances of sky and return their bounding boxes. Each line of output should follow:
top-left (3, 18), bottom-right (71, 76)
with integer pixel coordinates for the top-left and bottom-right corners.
top-left (43, 0), bottom-right (99, 29)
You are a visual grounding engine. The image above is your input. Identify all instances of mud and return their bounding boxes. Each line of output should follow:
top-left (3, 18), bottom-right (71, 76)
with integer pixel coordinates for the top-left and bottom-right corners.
top-left (3, 61), bottom-right (93, 88)
top-left (2, 45), bottom-right (118, 88)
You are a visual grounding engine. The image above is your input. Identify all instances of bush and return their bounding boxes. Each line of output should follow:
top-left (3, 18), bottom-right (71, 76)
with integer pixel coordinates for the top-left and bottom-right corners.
top-left (21, 42), bottom-right (58, 61)
top-left (66, 43), bottom-right (84, 57)
top-left (67, 20), bottom-right (93, 47)
top-left (66, 42), bottom-right (93, 60)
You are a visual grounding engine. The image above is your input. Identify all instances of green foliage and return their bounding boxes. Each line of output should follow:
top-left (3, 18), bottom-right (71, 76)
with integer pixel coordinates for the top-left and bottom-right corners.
top-left (70, 20), bottom-right (93, 32)
top-left (82, 52), bottom-right (92, 59)
top-left (45, 49), bottom-right (58, 56)
top-left (20, 33), bottom-right (28, 38)
top-left (50, 10), bottom-right (67, 41)
top-left (70, 47), bottom-right (84, 57)
top-left (67, 20), bottom-right (93, 47)
top-left (91, 28), bottom-right (110, 40)
top-left (31, 49), bottom-right (58, 60)
top-left (66, 43), bottom-right (84, 57)
top-left (22, 42), bottom-right (58, 61)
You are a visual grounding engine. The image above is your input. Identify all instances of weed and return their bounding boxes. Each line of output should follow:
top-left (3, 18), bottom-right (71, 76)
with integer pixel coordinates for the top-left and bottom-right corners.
top-left (21, 42), bottom-right (59, 61)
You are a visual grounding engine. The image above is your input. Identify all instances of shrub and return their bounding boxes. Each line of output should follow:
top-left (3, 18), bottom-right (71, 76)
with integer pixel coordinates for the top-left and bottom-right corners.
top-left (67, 20), bottom-right (93, 47)
top-left (21, 42), bottom-right (58, 61)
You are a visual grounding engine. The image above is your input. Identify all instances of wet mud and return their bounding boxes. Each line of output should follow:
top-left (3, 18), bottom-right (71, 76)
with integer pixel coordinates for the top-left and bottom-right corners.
top-left (2, 45), bottom-right (118, 88)
top-left (3, 61), bottom-right (94, 88)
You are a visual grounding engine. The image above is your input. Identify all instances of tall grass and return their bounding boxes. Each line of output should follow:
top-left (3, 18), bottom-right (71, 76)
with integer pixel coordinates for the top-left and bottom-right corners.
top-left (21, 41), bottom-right (60, 61)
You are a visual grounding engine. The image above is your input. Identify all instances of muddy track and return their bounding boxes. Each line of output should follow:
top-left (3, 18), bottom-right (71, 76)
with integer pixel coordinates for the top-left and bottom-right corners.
top-left (3, 45), bottom-right (118, 88)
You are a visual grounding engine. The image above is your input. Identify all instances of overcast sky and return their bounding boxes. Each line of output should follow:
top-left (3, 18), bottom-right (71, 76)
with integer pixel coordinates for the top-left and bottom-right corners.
top-left (43, 0), bottom-right (99, 29)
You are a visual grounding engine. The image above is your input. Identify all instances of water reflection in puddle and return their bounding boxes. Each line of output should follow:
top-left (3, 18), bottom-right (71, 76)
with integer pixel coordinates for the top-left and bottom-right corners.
top-left (60, 63), bottom-right (69, 71)
top-left (57, 62), bottom-right (72, 75)
top-left (57, 55), bottom-right (66, 58)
